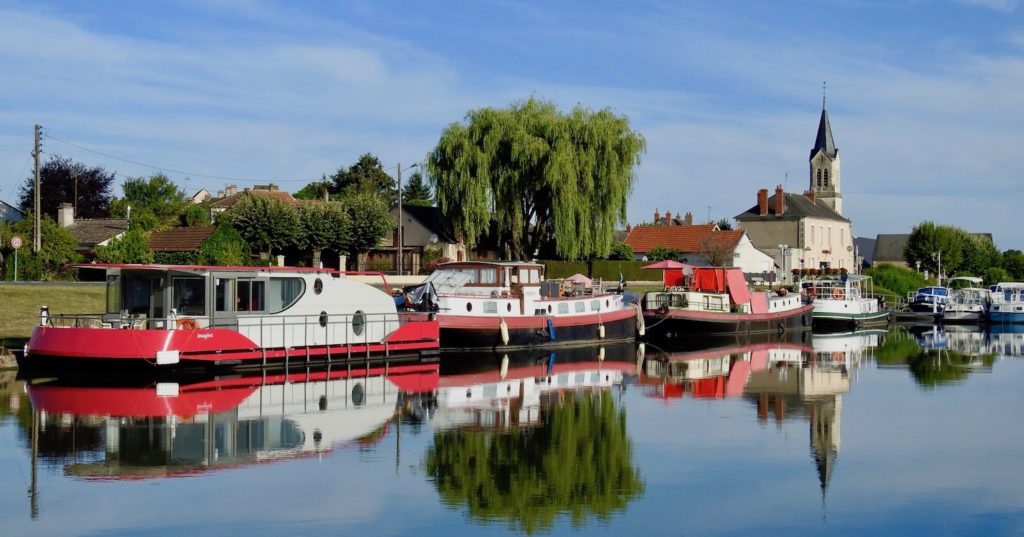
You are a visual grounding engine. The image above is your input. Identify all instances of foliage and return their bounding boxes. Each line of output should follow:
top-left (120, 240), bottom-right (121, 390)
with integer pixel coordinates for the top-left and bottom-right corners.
top-left (181, 205), bottom-right (211, 227)
top-left (421, 247), bottom-right (443, 273)
top-left (425, 393), bottom-right (644, 534)
top-left (332, 153), bottom-right (396, 201)
top-left (864, 264), bottom-right (927, 299)
top-left (109, 174), bottom-right (190, 232)
top-left (871, 328), bottom-right (994, 388)
top-left (401, 170), bottom-right (433, 207)
top-left (94, 229), bottom-right (155, 264)
top-left (543, 259), bottom-right (657, 281)
top-left (903, 222), bottom-right (1001, 279)
top-left (698, 234), bottom-right (733, 266)
top-left (984, 267), bottom-right (1010, 285)
top-left (224, 194), bottom-right (299, 259)
top-left (715, 217), bottom-right (733, 230)
top-left (342, 191), bottom-right (392, 255)
top-left (428, 97), bottom-right (645, 260)
top-left (647, 246), bottom-right (682, 262)
top-left (2, 214), bottom-right (81, 281)
top-left (1002, 249), bottom-right (1024, 280)
top-left (606, 241), bottom-right (634, 261)
top-left (959, 234), bottom-right (1001, 277)
top-left (297, 202), bottom-right (349, 266)
top-left (154, 251), bottom-right (198, 265)
top-left (197, 224), bottom-right (252, 266)
top-left (294, 176), bottom-right (333, 201)
top-left (19, 154), bottom-right (115, 218)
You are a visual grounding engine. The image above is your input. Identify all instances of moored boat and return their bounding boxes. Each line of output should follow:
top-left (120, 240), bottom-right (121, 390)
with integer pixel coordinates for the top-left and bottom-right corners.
top-left (801, 275), bottom-right (889, 331)
top-left (908, 285), bottom-right (948, 314)
top-left (401, 261), bottom-right (640, 350)
top-left (20, 263), bottom-right (440, 371)
top-left (640, 264), bottom-right (813, 338)
top-left (942, 276), bottom-right (989, 324)
top-left (988, 282), bottom-right (1024, 324)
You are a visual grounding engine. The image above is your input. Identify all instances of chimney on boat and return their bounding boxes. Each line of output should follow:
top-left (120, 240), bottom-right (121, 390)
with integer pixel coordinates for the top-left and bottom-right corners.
top-left (57, 202), bottom-right (74, 228)
top-left (775, 185), bottom-right (785, 216)
top-left (757, 189), bottom-right (769, 216)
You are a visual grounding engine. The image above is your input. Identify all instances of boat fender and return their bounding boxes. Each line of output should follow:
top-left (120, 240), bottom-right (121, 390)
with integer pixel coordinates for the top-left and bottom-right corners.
top-left (635, 343), bottom-right (646, 374)
top-left (598, 324), bottom-right (605, 339)
top-left (598, 346), bottom-right (605, 361)
top-left (500, 354), bottom-right (509, 379)
top-left (635, 303), bottom-right (646, 337)
top-left (547, 318), bottom-right (556, 341)
top-left (500, 318), bottom-right (510, 345)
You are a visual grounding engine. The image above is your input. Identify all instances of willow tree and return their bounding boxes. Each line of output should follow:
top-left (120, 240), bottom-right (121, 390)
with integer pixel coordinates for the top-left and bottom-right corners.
top-left (428, 98), bottom-right (645, 260)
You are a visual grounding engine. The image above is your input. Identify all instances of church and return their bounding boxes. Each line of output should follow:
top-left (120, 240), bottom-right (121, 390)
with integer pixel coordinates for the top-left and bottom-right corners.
top-left (734, 97), bottom-right (855, 281)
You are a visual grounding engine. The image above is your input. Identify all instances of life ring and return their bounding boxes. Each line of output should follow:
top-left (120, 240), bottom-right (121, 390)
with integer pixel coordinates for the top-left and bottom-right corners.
top-left (832, 288), bottom-right (845, 300)
top-left (177, 318), bottom-right (199, 330)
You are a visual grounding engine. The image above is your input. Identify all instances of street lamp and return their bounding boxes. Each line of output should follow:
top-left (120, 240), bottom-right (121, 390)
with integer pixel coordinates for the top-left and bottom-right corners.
top-left (778, 244), bottom-right (789, 284)
top-left (396, 162), bottom-right (418, 276)
top-left (932, 251), bottom-right (942, 286)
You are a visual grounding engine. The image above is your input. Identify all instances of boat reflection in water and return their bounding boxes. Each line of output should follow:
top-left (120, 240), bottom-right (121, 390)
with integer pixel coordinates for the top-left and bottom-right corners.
top-left (22, 362), bottom-right (438, 482)
top-left (425, 343), bottom-right (644, 534)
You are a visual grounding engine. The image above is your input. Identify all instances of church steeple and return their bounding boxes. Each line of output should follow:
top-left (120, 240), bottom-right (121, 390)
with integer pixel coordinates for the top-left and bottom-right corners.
top-left (809, 82), bottom-right (842, 215)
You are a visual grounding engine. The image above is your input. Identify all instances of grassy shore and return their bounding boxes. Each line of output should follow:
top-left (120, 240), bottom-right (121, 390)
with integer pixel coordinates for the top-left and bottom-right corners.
top-left (0, 284), bottom-right (105, 340)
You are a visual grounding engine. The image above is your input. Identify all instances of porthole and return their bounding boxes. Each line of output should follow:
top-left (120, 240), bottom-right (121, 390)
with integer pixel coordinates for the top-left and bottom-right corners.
top-left (352, 310), bottom-right (365, 336)
top-left (319, 310), bottom-right (328, 327)
top-left (507, 303), bottom-right (513, 312)
top-left (351, 383), bottom-right (365, 406)
top-left (605, 300), bottom-right (610, 308)
top-left (466, 302), bottom-right (473, 312)
top-left (314, 278), bottom-right (323, 295)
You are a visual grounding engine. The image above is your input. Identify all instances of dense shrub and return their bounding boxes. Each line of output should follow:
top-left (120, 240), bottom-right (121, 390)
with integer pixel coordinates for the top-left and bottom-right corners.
top-left (865, 264), bottom-right (927, 298)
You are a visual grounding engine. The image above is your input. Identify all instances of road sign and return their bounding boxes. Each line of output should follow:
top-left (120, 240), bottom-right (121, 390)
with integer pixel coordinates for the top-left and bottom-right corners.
top-left (10, 235), bottom-right (22, 250)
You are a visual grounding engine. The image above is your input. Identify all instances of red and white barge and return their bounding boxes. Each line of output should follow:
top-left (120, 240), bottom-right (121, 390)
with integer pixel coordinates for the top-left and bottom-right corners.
top-left (20, 264), bottom-right (439, 371)
top-left (403, 261), bottom-right (642, 350)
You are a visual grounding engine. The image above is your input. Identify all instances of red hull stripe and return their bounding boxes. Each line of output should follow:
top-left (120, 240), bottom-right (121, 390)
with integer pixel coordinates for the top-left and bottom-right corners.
top-left (439, 308), bottom-right (636, 330)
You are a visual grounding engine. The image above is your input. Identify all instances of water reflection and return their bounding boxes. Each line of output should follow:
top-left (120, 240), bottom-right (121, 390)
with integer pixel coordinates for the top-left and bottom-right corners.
top-left (425, 344), bottom-right (643, 534)
top-left (874, 326), bottom-right (998, 388)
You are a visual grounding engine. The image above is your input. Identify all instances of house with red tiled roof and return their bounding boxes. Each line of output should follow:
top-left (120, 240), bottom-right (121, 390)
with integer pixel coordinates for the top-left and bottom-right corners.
top-left (623, 222), bottom-right (774, 274)
top-left (209, 184), bottom-right (298, 218)
top-left (149, 227), bottom-right (216, 255)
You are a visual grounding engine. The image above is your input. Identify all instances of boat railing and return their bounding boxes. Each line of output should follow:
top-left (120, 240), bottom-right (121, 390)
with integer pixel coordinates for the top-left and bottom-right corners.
top-left (39, 310), bottom-right (406, 349)
top-left (645, 292), bottom-right (688, 310)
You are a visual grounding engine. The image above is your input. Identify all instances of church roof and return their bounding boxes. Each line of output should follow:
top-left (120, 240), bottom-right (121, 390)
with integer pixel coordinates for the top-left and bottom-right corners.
top-left (734, 192), bottom-right (849, 223)
top-left (811, 108), bottom-right (838, 160)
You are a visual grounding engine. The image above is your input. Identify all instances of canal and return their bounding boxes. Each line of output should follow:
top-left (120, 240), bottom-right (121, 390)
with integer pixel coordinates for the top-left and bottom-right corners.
top-left (1, 325), bottom-right (1022, 536)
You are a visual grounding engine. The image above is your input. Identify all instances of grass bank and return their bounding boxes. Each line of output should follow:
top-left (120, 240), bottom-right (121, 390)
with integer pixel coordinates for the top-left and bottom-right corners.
top-left (0, 283), bottom-right (105, 340)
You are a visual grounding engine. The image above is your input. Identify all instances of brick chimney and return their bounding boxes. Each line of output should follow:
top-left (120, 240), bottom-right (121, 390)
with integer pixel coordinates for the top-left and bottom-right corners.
top-left (57, 202), bottom-right (74, 228)
top-left (684, 211), bottom-right (693, 226)
top-left (625, 223), bottom-right (632, 232)
top-left (225, 184), bottom-right (237, 197)
top-left (774, 185), bottom-right (785, 216)
top-left (654, 209), bottom-right (661, 223)
top-left (757, 189), bottom-right (769, 216)
top-left (664, 210), bottom-right (672, 224)
top-left (804, 190), bottom-right (816, 203)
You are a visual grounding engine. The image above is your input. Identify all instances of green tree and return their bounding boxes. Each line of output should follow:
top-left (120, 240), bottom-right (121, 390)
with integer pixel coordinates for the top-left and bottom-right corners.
top-left (332, 153), bottom-right (396, 201)
top-left (606, 241), bottom-right (634, 261)
top-left (401, 171), bottom-right (433, 207)
top-left (428, 97), bottom-right (645, 260)
top-left (425, 392), bottom-right (644, 534)
top-left (959, 233), bottom-right (1001, 277)
top-left (94, 229), bottom-right (155, 264)
top-left (294, 175), bottom-right (333, 201)
top-left (1002, 249), bottom-right (1024, 280)
top-left (109, 174), bottom-right (190, 231)
top-left (181, 205), bottom-right (211, 227)
top-left (647, 246), bottom-right (681, 262)
top-left (984, 266), bottom-right (1011, 285)
top-left (715, 217), bottom-right (733, 230)
top-left (904, 222), bottom-right (965, 278)
top-left (341, 191), bottom-right (392, 256)
top-left (197, 224), bottom-right (252, 266)
top-left (3, 214), bottom-right (80, 280)
top-left (297, 202), bottom-right (349, 267)
top-left (18, 155), bottom-right (115, 218)
top-left (225, 194), bottom-right (299, 260)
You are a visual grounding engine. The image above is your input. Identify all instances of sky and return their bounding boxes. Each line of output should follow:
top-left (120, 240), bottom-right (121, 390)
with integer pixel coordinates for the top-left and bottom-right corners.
top-left (1, 0), bottom-right (1023, 250)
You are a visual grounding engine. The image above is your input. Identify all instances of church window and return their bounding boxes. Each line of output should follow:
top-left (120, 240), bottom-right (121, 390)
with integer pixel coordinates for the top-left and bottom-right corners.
top-left (823, 169), bottom-right (830, 187)
top-left (816, 169), bottom-right (822, 187)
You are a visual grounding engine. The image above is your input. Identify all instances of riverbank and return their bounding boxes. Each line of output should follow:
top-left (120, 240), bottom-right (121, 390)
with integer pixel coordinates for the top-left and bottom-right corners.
top-left (0, 282), bottom-right (105, 340)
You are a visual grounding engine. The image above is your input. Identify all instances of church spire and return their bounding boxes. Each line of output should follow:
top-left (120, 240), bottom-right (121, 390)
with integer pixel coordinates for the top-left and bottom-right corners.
top-left (811, 82), bottom-right (837, 160)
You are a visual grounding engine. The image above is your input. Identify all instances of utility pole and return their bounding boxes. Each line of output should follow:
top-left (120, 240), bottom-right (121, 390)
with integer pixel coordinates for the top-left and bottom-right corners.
top-left (396, 163), bottom-right (405, 276)
top-left (33, 124), bottom-right (41, 253)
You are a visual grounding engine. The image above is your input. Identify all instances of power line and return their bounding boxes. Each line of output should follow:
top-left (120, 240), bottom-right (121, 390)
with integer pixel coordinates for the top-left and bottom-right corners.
top-left (41, 129), bottom-right (309, 184)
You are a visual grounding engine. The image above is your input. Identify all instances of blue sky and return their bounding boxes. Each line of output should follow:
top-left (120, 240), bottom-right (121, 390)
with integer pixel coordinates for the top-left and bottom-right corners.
top-left (2, 0), bottom-right (1023, 249)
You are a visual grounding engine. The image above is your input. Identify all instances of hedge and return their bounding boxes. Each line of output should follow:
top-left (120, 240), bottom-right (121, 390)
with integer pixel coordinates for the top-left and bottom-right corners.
top-left (541, 260), bottom-right (658, 281)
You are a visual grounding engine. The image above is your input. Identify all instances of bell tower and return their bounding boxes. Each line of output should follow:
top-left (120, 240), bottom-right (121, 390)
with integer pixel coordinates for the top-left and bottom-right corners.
top-left (809, 83), bottom-right (842, 215)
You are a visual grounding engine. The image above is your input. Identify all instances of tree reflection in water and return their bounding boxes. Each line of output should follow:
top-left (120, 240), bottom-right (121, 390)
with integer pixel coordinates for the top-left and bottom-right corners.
top-left (874, 327), bottom-right (997, 388)
top-left (425, 391), bottom-right (643, 534)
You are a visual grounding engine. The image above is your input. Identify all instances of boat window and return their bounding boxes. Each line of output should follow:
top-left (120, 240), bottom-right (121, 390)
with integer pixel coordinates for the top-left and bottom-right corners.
top-left (106, 275), bottom-right (121, 314)
top-left (173, 277), bottom-right (206, 316)
top-left (460, 269), bottom-right (478, 284)
top-left (123, 276), bottom-right (153, 315)
top-left (480, 268), bottom-right (498, 284)
top-left (483, 301), bottom-right (498, 314)
top-left (314, 278), bottom-right (323, 295)
top-left (591, 299), bottom-right (601, 311)
top-left (268, 278), bottom-right (305, 313)
top-left (215, 278), bottom-right (234, 312)
top-left (575, 302), bottom-right (586, 313)
top-left (236, 279), bottom-right (266, 312)
top-left (558, 303), bottom-right (570, 314)
top-left (352, 310), bottom-right (365, 336)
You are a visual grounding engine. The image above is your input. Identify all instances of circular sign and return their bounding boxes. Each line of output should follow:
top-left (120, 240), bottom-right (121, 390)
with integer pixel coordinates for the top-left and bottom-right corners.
top-left (10, 235), bottom-right (23, 250)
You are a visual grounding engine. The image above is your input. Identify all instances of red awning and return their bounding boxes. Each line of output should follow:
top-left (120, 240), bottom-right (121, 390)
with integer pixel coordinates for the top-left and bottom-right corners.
top-left (725, 268), bottom-right (751, 306)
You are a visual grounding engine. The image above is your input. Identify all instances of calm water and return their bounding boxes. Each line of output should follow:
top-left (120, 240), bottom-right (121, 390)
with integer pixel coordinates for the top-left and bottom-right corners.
top-left (2, 326), bottom-right (1023, 536)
